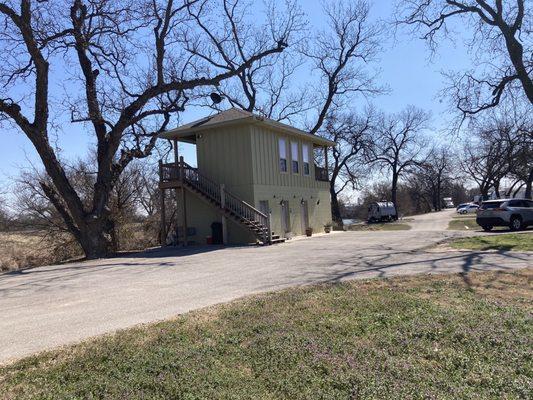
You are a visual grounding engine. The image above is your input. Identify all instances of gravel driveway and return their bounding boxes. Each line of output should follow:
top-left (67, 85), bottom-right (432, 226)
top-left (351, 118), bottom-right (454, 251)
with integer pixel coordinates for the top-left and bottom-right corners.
top-left (0, 210), bottom-right (531, 364)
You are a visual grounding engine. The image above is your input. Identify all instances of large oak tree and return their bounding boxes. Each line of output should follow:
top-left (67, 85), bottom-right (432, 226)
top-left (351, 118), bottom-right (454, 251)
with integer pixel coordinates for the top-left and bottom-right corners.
top-left (0, 0), bottom-right (297, 258)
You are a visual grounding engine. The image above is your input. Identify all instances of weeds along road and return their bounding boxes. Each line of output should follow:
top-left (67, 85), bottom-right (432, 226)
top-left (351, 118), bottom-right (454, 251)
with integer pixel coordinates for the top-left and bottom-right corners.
top-left (0, 210), bottom-right (531, 364)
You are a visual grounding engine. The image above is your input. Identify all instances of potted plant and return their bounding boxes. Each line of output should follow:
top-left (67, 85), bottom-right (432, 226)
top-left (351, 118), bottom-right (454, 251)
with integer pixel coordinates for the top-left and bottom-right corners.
top-left (305, 227), bottom-right (313, 237)
top-left (324, 222), bottom-right (332, 233)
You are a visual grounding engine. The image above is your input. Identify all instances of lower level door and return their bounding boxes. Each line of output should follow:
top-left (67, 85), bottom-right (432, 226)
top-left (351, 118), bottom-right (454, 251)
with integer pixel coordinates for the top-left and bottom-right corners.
top-left (300, 200), bottom-right (309, 232)
top-left (281, 200), bottom-right (290, 235)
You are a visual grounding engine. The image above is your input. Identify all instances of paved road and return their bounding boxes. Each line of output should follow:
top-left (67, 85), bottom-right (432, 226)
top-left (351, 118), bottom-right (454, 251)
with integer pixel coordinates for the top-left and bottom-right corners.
top-left (406, 208), bottom-right (456, 231)
top-left (0, 211), bottom-right (531, 364)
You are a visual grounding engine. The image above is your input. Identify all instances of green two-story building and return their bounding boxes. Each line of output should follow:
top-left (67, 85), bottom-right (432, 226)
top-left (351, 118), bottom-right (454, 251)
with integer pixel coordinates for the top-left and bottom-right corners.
top-left (158, 108), bottom-right (335, 246)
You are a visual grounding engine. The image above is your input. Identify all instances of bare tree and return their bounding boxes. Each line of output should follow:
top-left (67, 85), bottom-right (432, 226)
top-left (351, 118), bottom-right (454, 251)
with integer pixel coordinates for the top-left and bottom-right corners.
top-left (460, 127), bottom-right (511, 198)
top-left (368, 106), bottom-right (430, 212)
top-left (415, 146), bottom-right (453, 211)
top-left (397, 0), bottom-right (532, 116)
top-left (304, 0), bottom-right (383, 134)
top-left (201, 0), bottom-right (308, 123)
top-left (321, 109), bottom-right (375, 225)
top-left (0, 0), bottom-right (296, 258)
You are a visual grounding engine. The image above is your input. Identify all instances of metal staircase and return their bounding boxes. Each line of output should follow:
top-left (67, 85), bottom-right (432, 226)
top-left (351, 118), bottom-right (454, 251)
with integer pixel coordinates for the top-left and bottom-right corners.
top-left (160, 160), bottom-right (285, 245)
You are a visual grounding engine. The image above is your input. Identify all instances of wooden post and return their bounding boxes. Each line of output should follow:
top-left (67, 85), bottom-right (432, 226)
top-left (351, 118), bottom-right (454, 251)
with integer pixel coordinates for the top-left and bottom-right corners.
top-left (220, 183), bottom-right (228, 245)
top-left (179, 156), bottom-right (184, 182)
top-left (267, 213), bottom-right (272, 245)
top-left (324, 146), bottom-right (329, 178)
top-left (160, 188), bottom-right (166, 246)
top-left (173, 140), bottom-right (179, 238)
top-left (173, 139), bottom-right (179, 165)
top-left (180, 156), bottom-right (187, 246)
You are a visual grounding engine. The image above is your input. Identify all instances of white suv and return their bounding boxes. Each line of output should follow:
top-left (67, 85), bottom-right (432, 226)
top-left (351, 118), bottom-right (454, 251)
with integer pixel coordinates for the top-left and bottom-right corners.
top-left (476, 199), bottom-right (533, 231)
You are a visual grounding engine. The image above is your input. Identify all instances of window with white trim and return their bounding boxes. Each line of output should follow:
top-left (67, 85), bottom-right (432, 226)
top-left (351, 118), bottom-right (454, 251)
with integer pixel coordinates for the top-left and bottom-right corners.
top-left (302, 143), bottom-right (310, 175)
top-left (291, 141), bottom-right (299, 174)
top-left (279, 138), bottom-right (287, 172)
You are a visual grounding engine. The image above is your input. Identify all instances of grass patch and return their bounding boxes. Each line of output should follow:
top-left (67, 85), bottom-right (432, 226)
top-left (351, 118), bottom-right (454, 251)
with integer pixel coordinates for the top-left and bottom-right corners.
top-left (448, 218), bottom-right (480, 231)
top-left (1, 270), bottom-right (532, 399)
top-left (449, 233), bottom-right (533, 252)
top-left (0, 231), bottom-right (81, 272)
top-left (452, 214), bottom-right (477, 219)
top-left (348, 222), bottom-right (411, 231)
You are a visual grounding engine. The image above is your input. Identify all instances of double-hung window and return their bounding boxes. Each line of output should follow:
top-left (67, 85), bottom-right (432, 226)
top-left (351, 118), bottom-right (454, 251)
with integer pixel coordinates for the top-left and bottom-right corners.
top-left (279, 138), bottom-right (287, 172)
top-left (291, 142), bottom-right (299, 174)
top-left (302, 143), bottom-right (310, 175)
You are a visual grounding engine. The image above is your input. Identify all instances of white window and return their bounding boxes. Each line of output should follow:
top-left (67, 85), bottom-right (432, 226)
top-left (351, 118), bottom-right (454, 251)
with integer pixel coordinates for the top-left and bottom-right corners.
top-left (302, 143), bottom-right (310, 175)
top-left (291, 142), bottom-right (299, 173)
top-left (279, 138), bottom-right (287, 172)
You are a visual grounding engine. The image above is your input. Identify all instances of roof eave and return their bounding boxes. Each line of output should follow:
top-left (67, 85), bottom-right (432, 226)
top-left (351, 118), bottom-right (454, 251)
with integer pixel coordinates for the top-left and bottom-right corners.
top-left (158, 114), bottom-right (336, 147)
top-left (158, 116), bottom-right (256, 139)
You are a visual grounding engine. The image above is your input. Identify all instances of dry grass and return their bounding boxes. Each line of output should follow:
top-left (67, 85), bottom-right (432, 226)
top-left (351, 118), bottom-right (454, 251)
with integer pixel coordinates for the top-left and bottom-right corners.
top-left (449, 233), bottom-right (533, 252)
top-left (0, 224), bottom-right (158, 272)
top-left (0, 231), bottom-right (81, 272)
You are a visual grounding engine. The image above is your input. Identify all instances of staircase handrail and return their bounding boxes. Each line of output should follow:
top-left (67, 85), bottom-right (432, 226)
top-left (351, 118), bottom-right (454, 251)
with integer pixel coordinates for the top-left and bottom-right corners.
top-left (160, 160), bottom-right (269, 242)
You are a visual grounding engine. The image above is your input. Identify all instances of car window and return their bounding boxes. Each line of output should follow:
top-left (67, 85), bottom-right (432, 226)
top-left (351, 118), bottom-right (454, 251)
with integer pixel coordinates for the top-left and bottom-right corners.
top-left (527, 201), bottom-right (533, 208)
top-left (508, 200), bottom-right (521, 207)
top-left (481, 202), bottom-right (503, 209)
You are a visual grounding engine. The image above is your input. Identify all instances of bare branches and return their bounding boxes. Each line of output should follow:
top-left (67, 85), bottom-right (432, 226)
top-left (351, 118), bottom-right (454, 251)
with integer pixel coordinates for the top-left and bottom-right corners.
top-left (305, 0), bottom-right (384, 134)
top-left (0, 0), bottom-right (292, 258)
top-left (193, 0), bottom-right (306, 122)
top-left (367, 106), bottom-right (430, 208)
top-left (396, 0), bottom-right (533, 117)
top-left (321, 108), bottom-right (376, 224)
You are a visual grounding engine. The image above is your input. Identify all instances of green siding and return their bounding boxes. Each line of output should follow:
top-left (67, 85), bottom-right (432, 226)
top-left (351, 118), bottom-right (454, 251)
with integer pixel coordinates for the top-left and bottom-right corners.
top-left (195, 124), bottom-right (254, 202)
top-left (249, 124), bottom-right (332, 237)
top-left (182, 121), bottom-right (332, 243)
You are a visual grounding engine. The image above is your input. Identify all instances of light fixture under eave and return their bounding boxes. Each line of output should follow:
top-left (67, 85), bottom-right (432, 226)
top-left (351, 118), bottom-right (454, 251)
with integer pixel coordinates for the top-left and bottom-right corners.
top-left (210, 92), bottom-right (223, 104)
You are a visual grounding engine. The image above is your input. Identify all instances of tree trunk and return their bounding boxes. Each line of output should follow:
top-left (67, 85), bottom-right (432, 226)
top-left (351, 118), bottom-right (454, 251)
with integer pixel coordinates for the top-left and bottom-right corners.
top-left (391, 172), bottom-right (399, 216)
top-left (330, 186), bottom-right (343, 226)
top-left (77, 218), bottom-right (117, 259)
top-left (526, 168), bottom-right (533, 199)
top-left (504, 32), bottom-right (533, 105)
top-left (494, 180), bottom-right (501, 199)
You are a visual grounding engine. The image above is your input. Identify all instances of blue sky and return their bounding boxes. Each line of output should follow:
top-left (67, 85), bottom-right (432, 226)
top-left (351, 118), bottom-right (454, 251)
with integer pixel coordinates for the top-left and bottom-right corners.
top-left (0, 0), bottom-right (471, 191)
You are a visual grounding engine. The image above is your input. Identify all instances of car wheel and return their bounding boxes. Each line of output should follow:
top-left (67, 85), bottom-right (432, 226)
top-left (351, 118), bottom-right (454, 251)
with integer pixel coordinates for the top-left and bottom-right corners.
top-left (482, 225), bottom-right (493, 232)
top-left (509, 216), bottom-right (522, 231)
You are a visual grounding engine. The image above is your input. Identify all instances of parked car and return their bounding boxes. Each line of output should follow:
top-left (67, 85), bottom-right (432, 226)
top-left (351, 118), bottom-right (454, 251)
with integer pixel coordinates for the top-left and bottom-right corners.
top-left (368, 201), bottom-right (397, 222)
top-left (456, 203), bottom-right (471, 211)
top-left (476, 199), bottom-right (533, 231)
top-left (457, 204), bottom-right (479, 214)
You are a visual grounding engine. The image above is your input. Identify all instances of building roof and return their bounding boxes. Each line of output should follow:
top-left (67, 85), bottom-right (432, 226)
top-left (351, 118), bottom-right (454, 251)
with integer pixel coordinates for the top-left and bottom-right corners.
top-left (158, 108), bottom-right (336, 147)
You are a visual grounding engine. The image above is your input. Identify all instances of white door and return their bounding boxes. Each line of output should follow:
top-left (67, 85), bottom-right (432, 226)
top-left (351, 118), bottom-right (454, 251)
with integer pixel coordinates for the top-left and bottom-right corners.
top-left (281, 200), bottom-right (290, 235)
top-left (300, 200), bottom-right (309, 232)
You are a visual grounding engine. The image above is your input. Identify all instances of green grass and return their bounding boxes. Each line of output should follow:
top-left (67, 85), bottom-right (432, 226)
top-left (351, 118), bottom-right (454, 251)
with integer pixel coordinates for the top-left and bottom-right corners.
top-left (449, 233), bottom-right (533, 252)
top-left (1, 270), bottom-right (532, 399)
top-left (348, 222), bottom-right (411, 231)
